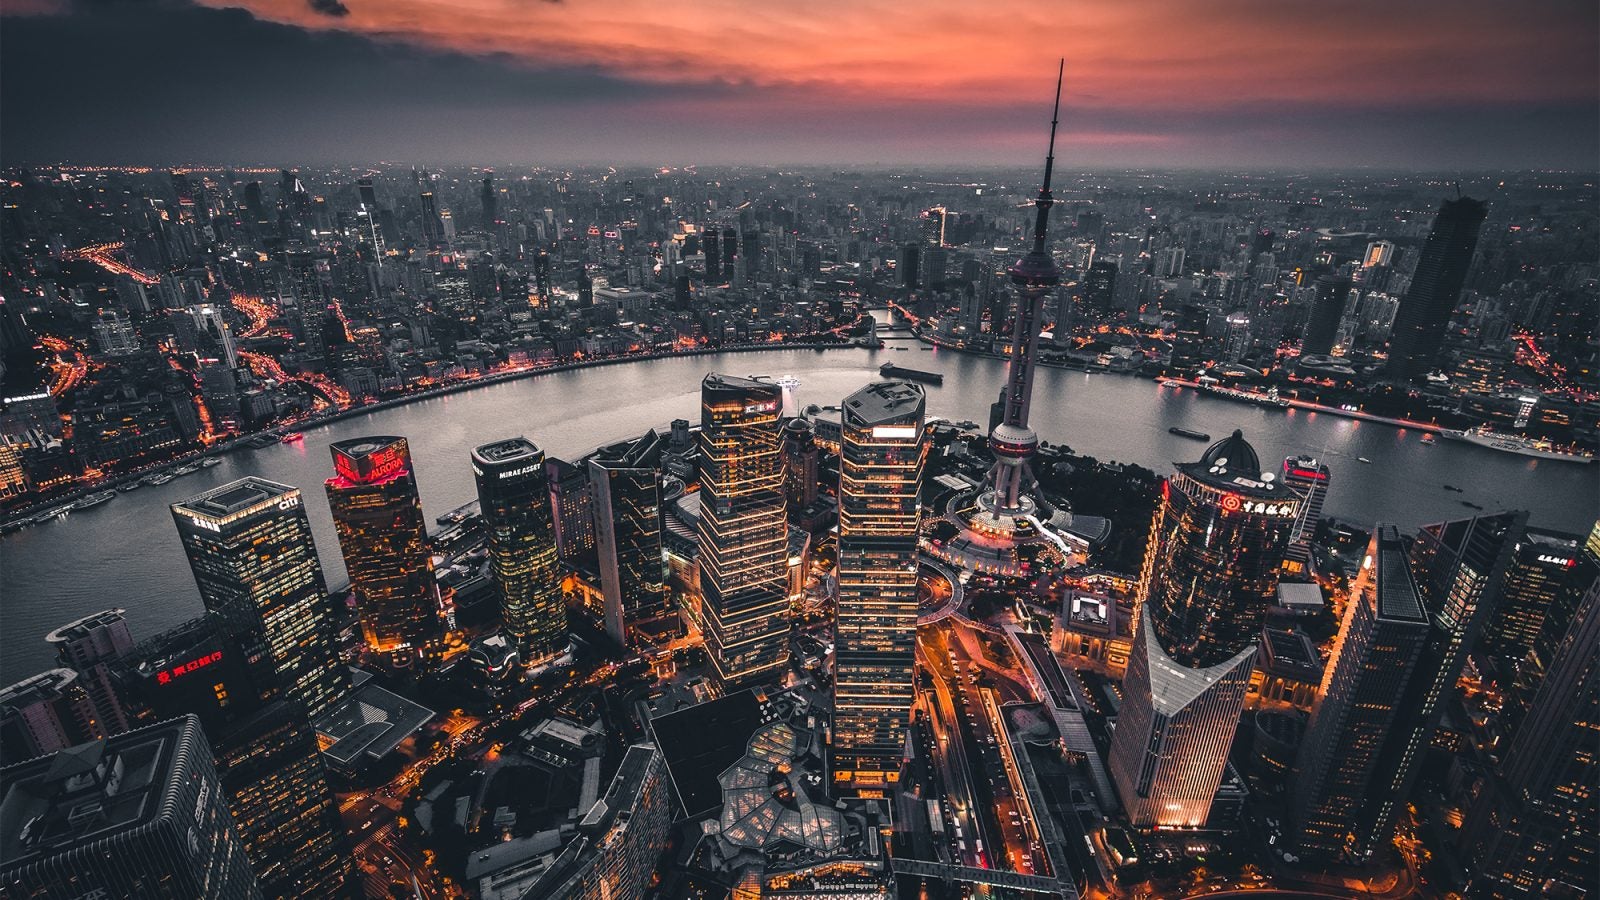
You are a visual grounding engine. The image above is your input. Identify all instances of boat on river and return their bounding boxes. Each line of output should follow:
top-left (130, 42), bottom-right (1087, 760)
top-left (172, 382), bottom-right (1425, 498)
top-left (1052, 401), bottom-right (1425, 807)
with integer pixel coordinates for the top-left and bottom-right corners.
top-left (1440, 426), bottom-right (1595, 464)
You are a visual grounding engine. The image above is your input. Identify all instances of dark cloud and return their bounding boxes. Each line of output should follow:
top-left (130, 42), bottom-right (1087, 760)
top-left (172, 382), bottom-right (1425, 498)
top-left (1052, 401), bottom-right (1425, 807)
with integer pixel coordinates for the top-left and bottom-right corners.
top-left (307, 0), bottom-right (350, 17)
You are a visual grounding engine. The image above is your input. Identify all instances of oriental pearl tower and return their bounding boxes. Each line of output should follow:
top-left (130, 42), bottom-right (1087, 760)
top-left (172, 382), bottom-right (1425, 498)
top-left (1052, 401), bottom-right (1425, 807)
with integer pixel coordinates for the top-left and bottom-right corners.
top-left (934, 62), bottom-right (1085, 578)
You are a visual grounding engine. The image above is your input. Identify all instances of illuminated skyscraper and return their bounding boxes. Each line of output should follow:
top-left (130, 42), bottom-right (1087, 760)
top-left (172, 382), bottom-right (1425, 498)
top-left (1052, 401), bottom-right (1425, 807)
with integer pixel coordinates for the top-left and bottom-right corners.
top-left (325, 437), bottom-right (445, 665)
top-left (1485, 527), bottom-right (1586, 667)
top-left (1291, 525), bottom-right (1430, 861)
top-left (1108, 430), bottom-right (1299, 827)
top-left (173, 478), bottom-right (350, 718)
top-left (547, 456), bottom-right (598, 568)
top-left (1460, 522), bottom-right (1598, 897)
top-left (1385, 196), bottom-right (1488, 380)
top-left (695, 374), bottom-right (790, 687)
top-left (472, 438), bottom-right (568, 664)
top-left (111, 614), bottom-right (354, 900)
top-left (0, 715), bottom-right (263, 900)
top-left (1281, 455), bottom-right (1330, 573)
top-left (590, 432), bottom-right (669, 646)
top-left (830, 381), bottom-right (927, 794)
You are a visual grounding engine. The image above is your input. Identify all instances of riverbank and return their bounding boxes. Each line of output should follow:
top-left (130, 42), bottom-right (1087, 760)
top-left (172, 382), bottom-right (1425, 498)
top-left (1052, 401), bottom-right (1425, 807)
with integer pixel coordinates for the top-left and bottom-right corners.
top-left (1, 339), bottom-right (849, 528)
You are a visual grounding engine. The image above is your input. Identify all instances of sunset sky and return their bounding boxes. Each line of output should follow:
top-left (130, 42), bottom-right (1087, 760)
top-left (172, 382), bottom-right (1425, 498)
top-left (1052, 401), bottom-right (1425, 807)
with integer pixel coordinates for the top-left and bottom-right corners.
top-left (3, 0), bottom-right (1596, 168)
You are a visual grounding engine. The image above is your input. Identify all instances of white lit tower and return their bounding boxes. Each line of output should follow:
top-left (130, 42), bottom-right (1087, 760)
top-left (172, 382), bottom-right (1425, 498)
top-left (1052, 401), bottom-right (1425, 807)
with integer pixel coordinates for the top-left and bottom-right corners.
top-left (930, 62), bottom-right (1085, 579)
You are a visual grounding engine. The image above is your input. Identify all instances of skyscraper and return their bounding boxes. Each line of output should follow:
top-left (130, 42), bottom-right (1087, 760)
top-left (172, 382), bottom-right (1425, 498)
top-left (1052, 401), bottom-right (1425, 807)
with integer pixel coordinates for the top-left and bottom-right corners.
top-left (480, 174), bottom-right (497, 227)
top-left (1281, 455), bottom-right (1330, 573)
top-left (547, 456), bottom-right (599, 568)
top-left (325, 437), bottom-right (445, 665)
top-left (44, 608), bottom-right (134, 736)
top-left (1108, 430), bottom-right (1300, 827)
top-left (111, 614), bottom-right (354, 900)
top-left (473, 438), bottom-right (568, 664)
top-left (1352, 512), bottom-right (1523, 860)
top-left (0, 716), bottom-right (263, 900)
top-left (1459, 522), bottom-right (1598, 897)
top-left (1484, 527), bottom-right (1586, 667)
top-left (831, 382), bottom-right (927, 794)
top-left (0, 669), bottom-right (103, 761)
top-left (172, 478), bottom-right (350, 718)
top-left (1385, 196), bottom-right (1488, 380)
top-left (590, 433), bottom-right (669, 647)
top-left (780, 417), bottom-right (820, 510)
top-left (695, 374), bottom-right (790, 687)
top-left (1291, 525), bottom-right (1430, 862)
top-left (1302, 273), bottom-right (1350, 356)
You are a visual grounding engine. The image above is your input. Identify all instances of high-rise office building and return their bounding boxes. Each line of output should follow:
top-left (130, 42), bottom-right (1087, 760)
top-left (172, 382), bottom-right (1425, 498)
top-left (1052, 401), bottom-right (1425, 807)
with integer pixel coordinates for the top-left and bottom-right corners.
top-left (1485, 527), bottom-right (1586, 667)
top-left (1291, 525), bottom-right (1430, 861)
top-left (326, 437), bottom-right (445, 665)
top-left (0, 715), bottom-right (263, 899)
top-left (111, 614), bottom-right (354, 900)
top-left (695, 374), bottom-right (791, 687)
top-left (1169, 302), bottom-right (1208, 372)
top-left (526, 743), bottom-right (673, 900)
top-left (172, 478), bottom-right (349, 718)
top-left (781, 417), bottom-right (821, 510)
top-left (0, 669), bottom-right (103, 761)
top-left (898, 242), bottom-right (920, 289)
top-left (703, 229), bottom-right (722, 282)
top-left (590, 433), bottom-right (669, 646)
top-left (547, 456), bottom-right (599, 568)
top-left (1281, 456), bottom-right (1331, 573)
top-left (1385, 196), bottom-right (1488, 380)
top-left (1083, 258), bottom-right (1119, 317)
top-left (473, 438), bottom-right (568, 664)
top-left (419, 188), bottom-right (443, 246)
top-left (1459, 522), bottom-right (1598, 898)
top-left (1350, 512), bottom-right (1523, 859)
top-left (44, 608), bottom-right (134, 736)
top-left (831, 382), bottom-right (927, 794)
top-left (480, 174), bottom-right (497, 227)
top-left (1302, 274), bottom-right (1350, 356)
top-left (1502, 526), bottom-right (1599, 735)
top-left (1108, 430), bottom-right (1299, 827)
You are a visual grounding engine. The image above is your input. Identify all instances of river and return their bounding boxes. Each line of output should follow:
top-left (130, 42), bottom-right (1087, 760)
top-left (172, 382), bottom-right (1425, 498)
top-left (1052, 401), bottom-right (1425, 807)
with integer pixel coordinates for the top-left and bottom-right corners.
top-left (3, 344), bottom-right (1594, 682)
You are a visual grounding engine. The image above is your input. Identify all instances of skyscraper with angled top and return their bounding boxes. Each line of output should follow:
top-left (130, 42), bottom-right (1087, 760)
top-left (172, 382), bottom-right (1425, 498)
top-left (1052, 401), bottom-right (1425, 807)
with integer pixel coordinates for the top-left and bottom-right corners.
top-left (1385, 196), bottom-right (1488, 381)
top-left (695, 374), bottom-right (790, 688)
top-left (1108, 429), bottom-right (1300, 827)
top-left (326, 437), bottom-right (445, 666)
top-left (473, 438), bottom-right (568, 665)
top-left (831, 381), bottom-right (927, 795)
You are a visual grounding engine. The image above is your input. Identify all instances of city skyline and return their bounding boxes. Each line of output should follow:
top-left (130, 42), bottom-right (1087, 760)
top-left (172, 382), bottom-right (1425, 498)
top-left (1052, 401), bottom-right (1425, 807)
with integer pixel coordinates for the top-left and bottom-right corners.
top-left (2, 0), bottom-right (1597, 169)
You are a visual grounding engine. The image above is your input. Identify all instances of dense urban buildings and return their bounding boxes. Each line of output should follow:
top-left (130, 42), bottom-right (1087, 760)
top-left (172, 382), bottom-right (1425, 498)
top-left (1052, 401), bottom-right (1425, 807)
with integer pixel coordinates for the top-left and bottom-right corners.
top-left (472, 437), bottom-right (568, 663)
top-left (693, 374), bottom-right (791, 688)
top-left (325, 436), bottom-right (445, 665)
top-left (830, 380), bottom-right (927, 794)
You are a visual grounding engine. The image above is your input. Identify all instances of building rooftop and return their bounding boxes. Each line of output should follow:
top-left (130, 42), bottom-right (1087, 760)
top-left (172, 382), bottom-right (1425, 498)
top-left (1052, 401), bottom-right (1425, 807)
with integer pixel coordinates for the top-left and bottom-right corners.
top-left (44, 609), bottom-right (129, 646)
top-left (842, 380), bottom-right (925, 427)
top-left (1374, 525), bottom-right (1428, 624)
top-left (1276, 582), bottom-right (1325, 611)
top-left (1180, 429), bottom-right (1288, 499)
top-left (313, 669), bottom-right (435, 769)
top-left (0, 717), bottom-right (200, 870)
top-left (650, 689), bottom-right (765, 819)
top-left (173, 476), bottom-right (296, 520)
top-left (472, 437), bottom-right (542, 467)
top-left (0, 668), bottom-right (82, 709)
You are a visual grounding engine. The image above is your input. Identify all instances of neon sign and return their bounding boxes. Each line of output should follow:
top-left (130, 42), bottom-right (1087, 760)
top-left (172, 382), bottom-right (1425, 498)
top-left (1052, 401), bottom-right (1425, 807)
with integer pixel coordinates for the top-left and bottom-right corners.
top-left (155, 650), bottom-right (223, 685)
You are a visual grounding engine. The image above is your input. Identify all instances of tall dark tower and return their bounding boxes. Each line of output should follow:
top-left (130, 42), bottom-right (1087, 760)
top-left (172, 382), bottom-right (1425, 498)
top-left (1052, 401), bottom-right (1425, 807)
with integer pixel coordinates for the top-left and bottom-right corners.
top-left (985, 60), bottom-right (1063, 519)
top-left (1302, 273), bottom-right (1350, 356)
top-left (1385, 196), bottom-right (1488, 380)
top-left (480, 174), bottom-right (498, 227)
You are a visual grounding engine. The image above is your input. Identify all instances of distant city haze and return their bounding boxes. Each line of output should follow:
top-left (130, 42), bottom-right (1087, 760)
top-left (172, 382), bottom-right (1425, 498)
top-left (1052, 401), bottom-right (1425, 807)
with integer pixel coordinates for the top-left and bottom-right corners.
top-left (2, 0), bottom-right (1596, 168)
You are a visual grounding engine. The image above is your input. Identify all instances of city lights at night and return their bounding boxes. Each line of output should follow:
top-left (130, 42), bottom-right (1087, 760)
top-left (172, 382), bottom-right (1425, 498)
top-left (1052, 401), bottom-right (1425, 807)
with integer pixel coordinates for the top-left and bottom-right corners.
top-left (1, 3), bottom-right (1597, 900)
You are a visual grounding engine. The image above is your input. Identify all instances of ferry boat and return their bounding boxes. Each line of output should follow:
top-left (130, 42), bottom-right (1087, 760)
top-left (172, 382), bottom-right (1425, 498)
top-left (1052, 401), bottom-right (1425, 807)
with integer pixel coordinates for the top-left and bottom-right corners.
top-left (117, 481), bottom-right (142, 492)
top-left (71, 491), bottom-right (116, 511)
top-left (146, 472), bottom-right (175, 485)
top-left (1440, 426), bottom-right (1596, 464)
top-left (172, 462), bottom-right (202, 476)
top-left (1196, 379), bottom-right (1290, 408)
top-left (281, 432), bottom-right (305, 444)
top-left (1168, 427), bottom-right (1211, 441)
top-left (201, 456), bottom-right (222, 468)
top-left (878, 362), bottom-right (945, 385)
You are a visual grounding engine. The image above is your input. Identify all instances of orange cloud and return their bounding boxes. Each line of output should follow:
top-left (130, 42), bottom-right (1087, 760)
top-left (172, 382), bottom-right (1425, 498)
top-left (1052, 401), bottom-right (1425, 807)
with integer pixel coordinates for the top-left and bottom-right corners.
top-left (196, 0), bottom-right (1596, 110)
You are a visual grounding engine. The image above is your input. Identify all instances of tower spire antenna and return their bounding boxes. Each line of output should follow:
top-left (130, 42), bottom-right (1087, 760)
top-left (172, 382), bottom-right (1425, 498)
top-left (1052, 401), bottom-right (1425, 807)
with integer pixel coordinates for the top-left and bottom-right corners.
top-left (1032, 58), bottom-right (1064, 252)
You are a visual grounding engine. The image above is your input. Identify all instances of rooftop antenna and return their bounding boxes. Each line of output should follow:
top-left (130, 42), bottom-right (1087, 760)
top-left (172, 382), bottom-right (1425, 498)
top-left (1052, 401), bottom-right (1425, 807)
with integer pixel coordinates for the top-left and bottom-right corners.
top-left (1031, 58), bottom-right (1065, 253)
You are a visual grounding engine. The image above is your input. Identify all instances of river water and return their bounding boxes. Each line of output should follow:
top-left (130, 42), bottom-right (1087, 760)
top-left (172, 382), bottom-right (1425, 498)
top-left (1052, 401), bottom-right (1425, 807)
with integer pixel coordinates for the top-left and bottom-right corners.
top-left (3, 344), bottom-right (1594, 682)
